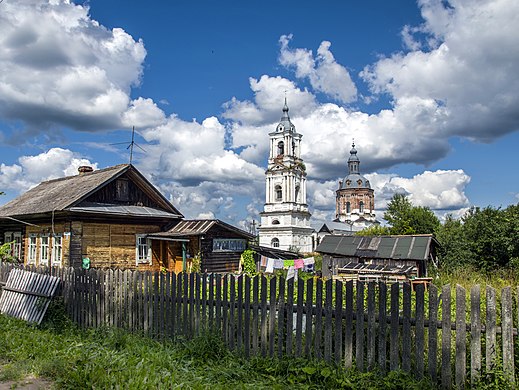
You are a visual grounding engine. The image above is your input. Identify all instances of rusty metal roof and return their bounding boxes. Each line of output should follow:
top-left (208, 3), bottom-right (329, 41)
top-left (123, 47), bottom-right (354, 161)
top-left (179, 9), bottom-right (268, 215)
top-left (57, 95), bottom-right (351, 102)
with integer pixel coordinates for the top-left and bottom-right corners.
top-left (317, 234), bottom-right (436, 261)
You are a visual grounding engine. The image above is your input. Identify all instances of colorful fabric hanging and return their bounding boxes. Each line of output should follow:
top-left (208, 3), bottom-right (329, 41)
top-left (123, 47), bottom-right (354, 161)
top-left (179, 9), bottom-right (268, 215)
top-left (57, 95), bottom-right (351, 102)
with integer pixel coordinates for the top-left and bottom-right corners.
top-left (274, 259), bottom-right (284, 269)
top-left (265, 258), bottom-right (274, 273)
top-left (303, 256), bottom-right (315, 265)
top-left (283, 259), bottom-right (295, 268)
top-left (286, 266), bottom-right (297, 280)
top-left (260, 255), bottom-right (268, 267)
top-left (294, 259), bottom-right (304, 269)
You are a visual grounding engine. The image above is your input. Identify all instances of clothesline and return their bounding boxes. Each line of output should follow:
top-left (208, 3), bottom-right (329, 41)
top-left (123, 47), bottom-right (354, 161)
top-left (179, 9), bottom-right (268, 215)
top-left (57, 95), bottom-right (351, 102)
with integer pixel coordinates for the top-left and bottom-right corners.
top-left (260, 255), bottom-right (315, 280)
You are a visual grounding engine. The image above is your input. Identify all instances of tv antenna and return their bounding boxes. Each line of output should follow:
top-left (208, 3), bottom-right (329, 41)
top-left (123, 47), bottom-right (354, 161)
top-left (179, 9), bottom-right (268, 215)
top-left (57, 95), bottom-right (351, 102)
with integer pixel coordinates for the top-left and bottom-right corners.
top-left (110, 126), bottom-right (146, 164)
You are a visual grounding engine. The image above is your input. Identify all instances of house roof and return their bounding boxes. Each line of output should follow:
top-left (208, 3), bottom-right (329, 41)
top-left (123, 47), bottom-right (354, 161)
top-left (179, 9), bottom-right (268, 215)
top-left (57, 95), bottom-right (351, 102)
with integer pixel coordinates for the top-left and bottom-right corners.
top-left (148, 219), bottom-right (254, 240)
top-left (316, 234), bottom-right (436, 261)
top-left (318, 221), bottom-right (354, 234)
top-left (0, 164), bottom-right (183, 218)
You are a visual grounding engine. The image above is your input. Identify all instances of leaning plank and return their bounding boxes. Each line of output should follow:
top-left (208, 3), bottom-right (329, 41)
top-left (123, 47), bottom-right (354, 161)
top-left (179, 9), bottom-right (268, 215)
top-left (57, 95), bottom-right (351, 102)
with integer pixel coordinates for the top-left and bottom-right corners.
top-left (0, 268), bottom-right (60, 324)
top-left (501, 287), bottom-right (515, 384)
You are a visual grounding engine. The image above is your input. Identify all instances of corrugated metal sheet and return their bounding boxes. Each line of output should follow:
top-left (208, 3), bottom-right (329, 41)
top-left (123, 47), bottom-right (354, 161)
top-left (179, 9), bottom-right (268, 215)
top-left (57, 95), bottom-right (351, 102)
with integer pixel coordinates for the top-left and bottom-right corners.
top-left (317, 234), bottom-right (434, 261)
top-left (150, 219), bottom-right (254, 240)
top-left (69, 204), bottom-right (178, 218)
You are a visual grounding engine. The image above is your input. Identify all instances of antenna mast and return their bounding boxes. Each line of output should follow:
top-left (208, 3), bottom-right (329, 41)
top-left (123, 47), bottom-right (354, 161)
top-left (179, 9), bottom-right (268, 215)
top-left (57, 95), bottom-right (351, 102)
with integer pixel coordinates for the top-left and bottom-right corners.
top-left (110, 126), bottom-right (146, 164)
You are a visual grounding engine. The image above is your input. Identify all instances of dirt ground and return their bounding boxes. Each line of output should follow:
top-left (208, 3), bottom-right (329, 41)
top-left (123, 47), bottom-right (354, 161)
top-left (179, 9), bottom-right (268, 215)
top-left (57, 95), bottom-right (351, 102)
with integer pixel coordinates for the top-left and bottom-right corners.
top-left (0, 376), bottom-right (53, 390)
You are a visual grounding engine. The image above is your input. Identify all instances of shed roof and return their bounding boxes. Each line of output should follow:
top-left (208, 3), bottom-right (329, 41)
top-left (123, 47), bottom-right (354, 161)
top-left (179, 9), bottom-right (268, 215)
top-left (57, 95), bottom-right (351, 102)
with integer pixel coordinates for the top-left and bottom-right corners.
top-left (316, 234), bottom-right (436, 261)
top-left (0, 164), bottom-right (183, 218)
top-left (148, 219), bottom-right (254, 240)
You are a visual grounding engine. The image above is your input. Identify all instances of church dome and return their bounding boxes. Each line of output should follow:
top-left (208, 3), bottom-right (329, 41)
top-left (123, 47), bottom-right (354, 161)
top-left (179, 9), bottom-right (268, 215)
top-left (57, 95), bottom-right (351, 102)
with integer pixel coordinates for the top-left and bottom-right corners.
top-left (340, 142), bottom-right (371, 189)
top-left (276, 98), bottom-right (296, 132)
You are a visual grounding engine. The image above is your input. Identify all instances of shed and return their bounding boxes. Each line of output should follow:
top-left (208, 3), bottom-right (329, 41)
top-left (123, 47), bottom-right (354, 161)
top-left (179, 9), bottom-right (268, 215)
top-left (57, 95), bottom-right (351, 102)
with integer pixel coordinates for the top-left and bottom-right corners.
top-left (147, 219), bottom-right (254, 274)
top-left (317, 234), bottom-right (438, 282)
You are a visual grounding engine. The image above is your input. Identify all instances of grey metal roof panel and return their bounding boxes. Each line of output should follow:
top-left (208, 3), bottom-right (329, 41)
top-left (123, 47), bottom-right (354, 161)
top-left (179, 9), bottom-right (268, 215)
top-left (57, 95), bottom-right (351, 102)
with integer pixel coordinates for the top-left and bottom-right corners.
top-left (68, 204), bottom-right (179, 219)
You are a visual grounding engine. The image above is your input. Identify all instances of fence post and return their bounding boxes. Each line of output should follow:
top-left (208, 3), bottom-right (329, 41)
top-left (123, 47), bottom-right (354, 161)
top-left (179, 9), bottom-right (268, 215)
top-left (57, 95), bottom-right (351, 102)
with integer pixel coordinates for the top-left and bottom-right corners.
top-left (390, 282), bottom-right (399, 371)
top-left (415, 283), bottom-right (425, 379)
top-left (441, 284), bottom-right (452, 390)
top-left (367, 282), bottom-right (376, 371)
top-left (295, 278), bottom-right (304, 358)
top-left (402, 282), bottom-right (411, 372)
top-left (470, 285), bottom-right (481, 386)
top-left (324, 279), bottom-right (333, 363)
top-left (335, 280), bottom-right (343, 365)
top-left (486, 286), bottom-right (496, 372)
top-left (455, 285), bottom-right (466, 389)
top-left (269, 276), bottom-right (277, 357)
top-left (356, 281), bottom-right (365, 371)
top-left (344, 280), bottom-right (353, 369)
top-left (501, 287), bottom-right (515, 384)
top-left (304, 277), bottom-right (313, 358)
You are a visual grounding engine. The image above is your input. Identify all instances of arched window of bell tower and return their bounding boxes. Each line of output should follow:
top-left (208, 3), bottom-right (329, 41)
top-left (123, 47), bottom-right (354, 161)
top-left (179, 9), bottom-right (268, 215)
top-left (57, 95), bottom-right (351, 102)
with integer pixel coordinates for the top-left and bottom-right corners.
top-left (346, 201), bottom-right (351, 213)
top-left (277, 141), bottom-right (284, 156)
top-left (275, 185), bottom-right (282, 201)
top-left (360, 201), bottom-right (364, 213)
top-left (295, 186), bottom-right (300, 203)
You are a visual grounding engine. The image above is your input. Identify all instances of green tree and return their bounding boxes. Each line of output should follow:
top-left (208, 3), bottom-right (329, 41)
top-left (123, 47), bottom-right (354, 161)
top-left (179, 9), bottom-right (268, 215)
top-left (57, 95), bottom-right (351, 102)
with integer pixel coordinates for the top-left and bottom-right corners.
top-left (383, 194), bottom-right (440, 235)
top-left (436, 204), bottom-right (519, 271)
top-left (355, 225), bottom-right (391, 236)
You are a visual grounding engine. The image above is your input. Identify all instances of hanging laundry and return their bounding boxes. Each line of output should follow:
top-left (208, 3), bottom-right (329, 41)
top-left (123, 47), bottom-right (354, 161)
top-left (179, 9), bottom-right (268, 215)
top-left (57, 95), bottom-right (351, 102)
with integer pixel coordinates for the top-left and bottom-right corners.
top-left (294, 259), bottom-right (304, 269)
top-left (283, 259), bottom-right (295, 268)
top-left (286, 266), bottom-right (298, 280)
top-left (274, 259), bottom-right (284, 269)
top-left (265, 258), bottom-right (274, 273)
top-left (303, 257), bottom-right (315, 265)
top-left (260, 255), bottom-right (268, 267)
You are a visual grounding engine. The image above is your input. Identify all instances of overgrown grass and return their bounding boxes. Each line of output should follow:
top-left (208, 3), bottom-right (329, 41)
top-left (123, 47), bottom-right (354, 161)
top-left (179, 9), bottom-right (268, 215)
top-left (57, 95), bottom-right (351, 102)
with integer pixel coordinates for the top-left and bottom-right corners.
top-left (0, 304), bottom-right (436, 389)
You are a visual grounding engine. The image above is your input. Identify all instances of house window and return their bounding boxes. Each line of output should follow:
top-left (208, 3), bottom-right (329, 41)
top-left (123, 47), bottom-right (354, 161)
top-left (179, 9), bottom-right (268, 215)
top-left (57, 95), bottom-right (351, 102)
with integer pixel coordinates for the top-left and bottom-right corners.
top-left (346, 202), bottom-right (351, 213)
top-left (116, 178), bottom-right (129, 201)
top-left (213, 239), bottom-right (247, 252)
top-left (28, 234), bottom-right (37, 265)
top-left (275, 185), bottom-right (282, 201)
top-left (4, 232), bottom-right (22, 260)
top-left (271, 238), bottom-right (280, 248)
top-left (360, 201), bottom-right (364, 213)
top-left (40, 235), bottom-right (49, 266)
top-left (51, 234), bottom-right (63, 266)
top-left (136, 234), bottom-right (151, 264)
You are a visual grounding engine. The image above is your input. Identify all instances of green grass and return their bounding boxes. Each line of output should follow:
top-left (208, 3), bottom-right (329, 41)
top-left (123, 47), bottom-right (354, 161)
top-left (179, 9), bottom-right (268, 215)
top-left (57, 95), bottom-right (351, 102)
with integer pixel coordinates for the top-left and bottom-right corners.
top-left (0, 303), bottom-right (435, 389)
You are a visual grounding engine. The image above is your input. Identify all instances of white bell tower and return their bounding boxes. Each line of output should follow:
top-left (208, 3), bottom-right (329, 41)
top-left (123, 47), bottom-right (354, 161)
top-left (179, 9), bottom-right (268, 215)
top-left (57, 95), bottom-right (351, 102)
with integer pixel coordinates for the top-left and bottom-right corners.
top-left (258, 99), bottom-right (314, 253)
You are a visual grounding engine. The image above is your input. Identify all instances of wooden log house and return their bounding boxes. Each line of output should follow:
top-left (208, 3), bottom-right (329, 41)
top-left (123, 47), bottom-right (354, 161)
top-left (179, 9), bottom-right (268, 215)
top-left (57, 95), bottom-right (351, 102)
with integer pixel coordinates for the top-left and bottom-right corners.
top-left (0, 164), bottom-right (184, 271)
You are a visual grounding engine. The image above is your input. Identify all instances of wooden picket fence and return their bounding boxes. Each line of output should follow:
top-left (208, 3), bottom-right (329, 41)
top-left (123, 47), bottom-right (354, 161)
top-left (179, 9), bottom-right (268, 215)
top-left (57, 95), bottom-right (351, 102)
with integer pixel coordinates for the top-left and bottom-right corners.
top-left (1, 263), bottom-right (518, 388)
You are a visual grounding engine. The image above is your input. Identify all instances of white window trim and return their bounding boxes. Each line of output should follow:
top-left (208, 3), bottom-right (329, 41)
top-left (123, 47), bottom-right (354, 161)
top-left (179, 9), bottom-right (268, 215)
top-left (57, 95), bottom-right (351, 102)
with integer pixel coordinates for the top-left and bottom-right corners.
top-left (27, 234), bottom-right (37, 265)
top-left (136, 234), bottom-right (152, 265)
top-left (51, 234), bottom-right (63, 267)
top-left (40, 234), bottom-right (50, 266)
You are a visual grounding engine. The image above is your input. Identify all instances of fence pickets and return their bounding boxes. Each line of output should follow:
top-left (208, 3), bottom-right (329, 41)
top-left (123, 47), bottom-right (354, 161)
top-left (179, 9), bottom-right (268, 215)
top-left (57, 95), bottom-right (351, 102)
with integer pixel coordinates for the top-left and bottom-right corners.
top-left (1, 263), bottom-right (519, 387)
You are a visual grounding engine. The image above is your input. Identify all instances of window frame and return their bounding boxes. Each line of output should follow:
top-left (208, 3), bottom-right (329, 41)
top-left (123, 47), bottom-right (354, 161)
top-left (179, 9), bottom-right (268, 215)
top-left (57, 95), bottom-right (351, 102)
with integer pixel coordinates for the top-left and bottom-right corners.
top-left (27, 234), bottom-right (37, 265)
top-left (39, 234), bottom-right (50, 266)
top-left (51, 234), bottom-right (63, 267)
top-left (136, 234), bottom-right (152, 265)
top-left (271, 238), bottom-right (280, 248)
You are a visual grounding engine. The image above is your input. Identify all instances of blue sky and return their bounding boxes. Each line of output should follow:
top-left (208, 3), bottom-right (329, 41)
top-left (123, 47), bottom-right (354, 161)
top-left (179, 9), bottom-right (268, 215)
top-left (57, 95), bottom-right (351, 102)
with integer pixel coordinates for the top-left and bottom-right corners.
top-left (0, 0), bottom-right (518, 229)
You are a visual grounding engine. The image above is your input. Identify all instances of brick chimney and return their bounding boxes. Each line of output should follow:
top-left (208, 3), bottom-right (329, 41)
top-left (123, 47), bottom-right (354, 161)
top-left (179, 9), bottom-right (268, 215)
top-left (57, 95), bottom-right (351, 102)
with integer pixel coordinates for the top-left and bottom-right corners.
top-left (78, 166), bottom-right (94, 175)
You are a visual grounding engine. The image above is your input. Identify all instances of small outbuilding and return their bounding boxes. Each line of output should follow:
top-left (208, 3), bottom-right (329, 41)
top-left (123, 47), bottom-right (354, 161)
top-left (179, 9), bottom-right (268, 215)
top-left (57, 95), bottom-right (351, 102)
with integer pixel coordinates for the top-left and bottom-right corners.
top-left (317, 234), bottom-right (438, 283)
top-left (147, 219), bottom-right (254, 274)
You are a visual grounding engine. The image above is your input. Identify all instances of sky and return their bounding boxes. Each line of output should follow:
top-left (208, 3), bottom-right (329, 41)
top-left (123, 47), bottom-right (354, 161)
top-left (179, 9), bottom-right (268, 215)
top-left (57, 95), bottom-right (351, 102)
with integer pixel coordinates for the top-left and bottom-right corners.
top-left (0, 0), bottom-right (518, 231)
